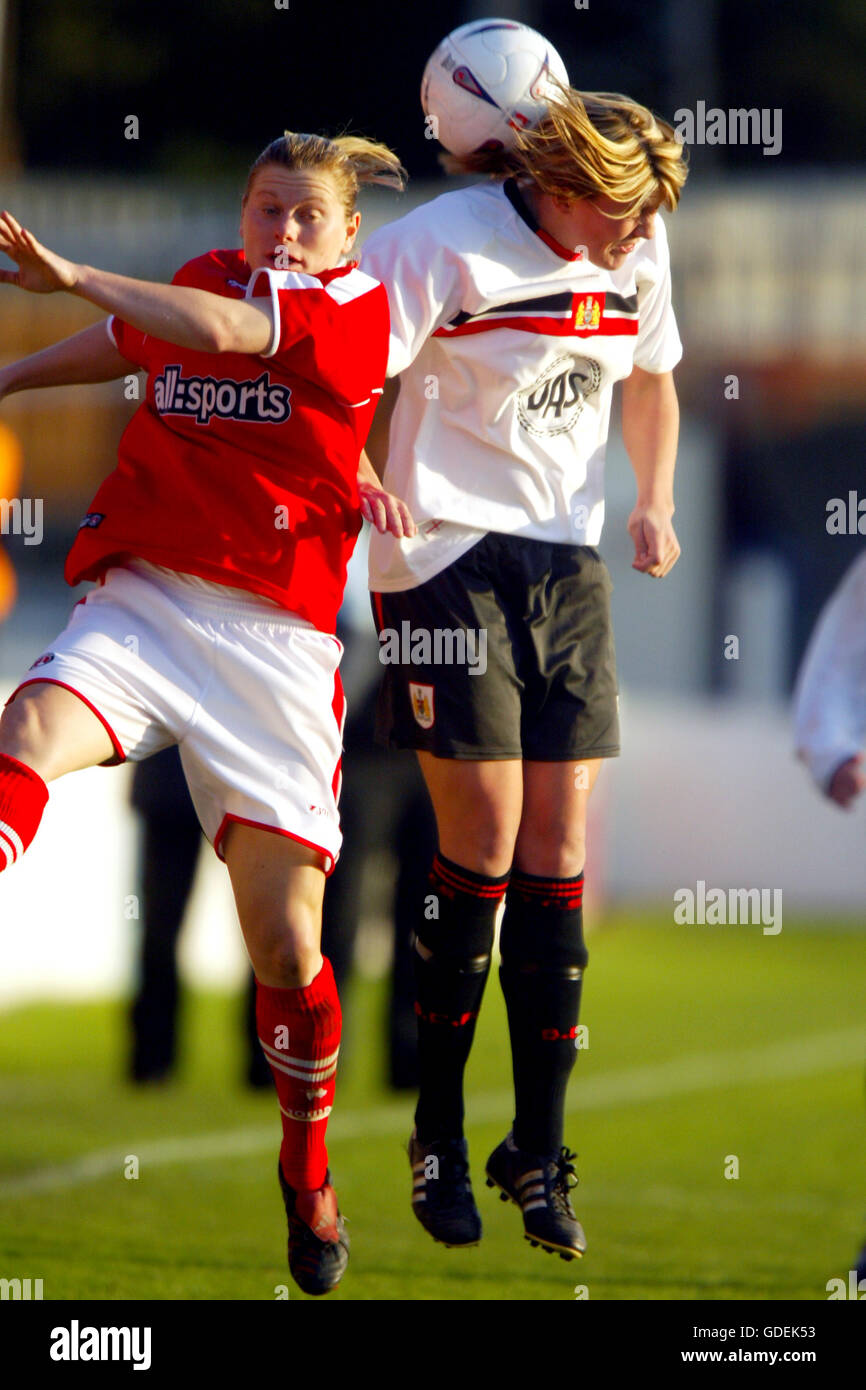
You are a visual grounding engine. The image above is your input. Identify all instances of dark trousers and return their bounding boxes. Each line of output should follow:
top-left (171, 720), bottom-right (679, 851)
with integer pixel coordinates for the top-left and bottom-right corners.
top-left (128, 747), bottom-right (268, 1085)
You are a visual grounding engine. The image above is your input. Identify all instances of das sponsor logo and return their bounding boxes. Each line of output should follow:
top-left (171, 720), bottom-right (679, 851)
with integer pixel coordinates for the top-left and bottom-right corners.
top-left (517, 354), bottom-right (601, 437)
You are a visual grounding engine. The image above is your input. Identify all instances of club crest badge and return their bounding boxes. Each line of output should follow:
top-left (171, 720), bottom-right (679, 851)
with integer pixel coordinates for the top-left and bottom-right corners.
top-left (409, 682), bottom-right (435, 730)
top-left (574, 294), bottom-right (601, 330)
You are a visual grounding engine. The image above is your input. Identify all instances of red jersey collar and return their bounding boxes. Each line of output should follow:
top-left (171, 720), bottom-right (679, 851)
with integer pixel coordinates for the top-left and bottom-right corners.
top-left (232, 252), bottom-right (358, 286)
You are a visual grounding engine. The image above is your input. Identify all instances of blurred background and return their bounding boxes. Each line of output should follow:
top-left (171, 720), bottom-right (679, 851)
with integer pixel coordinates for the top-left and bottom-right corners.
top-left (1, 0), bottom-right (865, 1005)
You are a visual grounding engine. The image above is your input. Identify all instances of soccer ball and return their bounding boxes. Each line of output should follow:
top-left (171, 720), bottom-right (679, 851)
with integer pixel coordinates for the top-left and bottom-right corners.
top-left (421, 19), bottom-right (570, 157)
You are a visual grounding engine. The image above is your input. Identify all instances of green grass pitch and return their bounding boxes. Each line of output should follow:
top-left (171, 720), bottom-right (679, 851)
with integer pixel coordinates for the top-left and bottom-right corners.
top-left (0, 913), bottom-right (863, 1302)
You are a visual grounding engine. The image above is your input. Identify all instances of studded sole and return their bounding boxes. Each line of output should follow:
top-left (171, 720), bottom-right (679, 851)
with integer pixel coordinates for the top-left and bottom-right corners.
top-left (486, 1173), bottom-right (584, 1260)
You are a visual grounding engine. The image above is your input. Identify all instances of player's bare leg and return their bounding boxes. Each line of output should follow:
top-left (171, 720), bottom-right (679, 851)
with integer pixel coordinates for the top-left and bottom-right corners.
top-left (223, 823), bottom-right (348, 1295)
top-left (224, 824), bottom-right (326, 987)
top-left (515, 758), bottom-right (603, 877)
top-left (0, 682), bottom-right (115, 871)
top-left (0, 681), bottom-right (115, 777)
top-left (415, 752), bottom-right (522, 877)
top-left (487, 757), bottom-right (604, 1259)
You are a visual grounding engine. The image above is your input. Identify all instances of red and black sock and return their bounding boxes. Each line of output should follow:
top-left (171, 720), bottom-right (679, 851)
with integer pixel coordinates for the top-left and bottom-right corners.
top-left (0, 753), bottom-right (49, 871)
top-left (499, 869), bottom-right (587, 1156)
top-left (414, 852), bottom-right (509, 1142)
top-left (256, 957), bottom-right (341, 1193)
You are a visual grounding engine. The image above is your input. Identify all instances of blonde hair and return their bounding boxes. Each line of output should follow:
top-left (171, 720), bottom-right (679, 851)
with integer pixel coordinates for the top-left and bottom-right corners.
top-left (244, 131), bottom-right (407, 216)
top-left (444, 87), bottom-right (687, 217)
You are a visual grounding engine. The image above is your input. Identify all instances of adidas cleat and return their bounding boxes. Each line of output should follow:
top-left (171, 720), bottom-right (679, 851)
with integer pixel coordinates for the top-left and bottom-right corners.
top-left (486, 1132), bottom-right (586, 1260)
top-left (278, 1161), bottom-right (350, 1295)
top-left (409, 1131), bottom-right (482, 1247)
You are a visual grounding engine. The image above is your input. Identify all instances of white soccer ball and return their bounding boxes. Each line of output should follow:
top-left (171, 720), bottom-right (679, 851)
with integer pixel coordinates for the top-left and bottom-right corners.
top-left (421, 19), bottom-right (570, 157)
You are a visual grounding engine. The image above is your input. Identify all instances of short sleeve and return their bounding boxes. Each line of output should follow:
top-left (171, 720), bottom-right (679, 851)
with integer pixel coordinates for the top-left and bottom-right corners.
top-left (246, 264), bottom-right (389, 405)
top-left (245, 266), bottom-right (303, 357)
top-left (360, 211), bottom-right (466, 377)
top-left (105, 251), bottom-right (221, 368)
top-left (632, 216), bottom-right (683, 374)
top-left (106, 314), bottom-right (149, 369)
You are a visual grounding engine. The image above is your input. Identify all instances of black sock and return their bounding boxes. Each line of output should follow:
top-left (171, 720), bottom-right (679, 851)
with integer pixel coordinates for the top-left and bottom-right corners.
top-left (499, 869), bottom-right (588, 1155)
top-left (413, 852), bottom-right (509, 1142)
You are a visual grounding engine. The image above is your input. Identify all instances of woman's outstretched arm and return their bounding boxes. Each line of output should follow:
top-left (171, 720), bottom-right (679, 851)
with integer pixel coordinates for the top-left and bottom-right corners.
top-left (0, 211), bottom-right (274, 356)
top-left (0, 323), bottom-right (136, 400)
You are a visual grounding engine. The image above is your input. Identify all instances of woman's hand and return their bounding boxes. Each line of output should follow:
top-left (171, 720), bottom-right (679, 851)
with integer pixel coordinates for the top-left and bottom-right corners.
top-left (0, 212), bottom-right (79, 294)
top-left (828, 753), bottom-right (866, 809)
top-left (622, 367), bottom-right (680, 577)
top-left (627, 502), bottom-right (680, 578)
top-left (0, 214), bottom-right (270, 352)
top-left (357, 447), bottom-right (415, 538)
top-left (359, 478), bottom-right (416, 538)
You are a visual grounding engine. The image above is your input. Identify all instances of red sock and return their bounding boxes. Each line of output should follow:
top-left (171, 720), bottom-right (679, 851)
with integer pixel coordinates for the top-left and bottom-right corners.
top-left (256, 957), bottom-right (341, 1192)
top-left (0, 753), bottom-right (49, 871)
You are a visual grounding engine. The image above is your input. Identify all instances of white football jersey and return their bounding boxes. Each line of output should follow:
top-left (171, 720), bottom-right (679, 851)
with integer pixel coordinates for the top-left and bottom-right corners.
top-left (361, 178), bottom-right (682, 591)
top-left (793, 553), bottom-right (866, 792)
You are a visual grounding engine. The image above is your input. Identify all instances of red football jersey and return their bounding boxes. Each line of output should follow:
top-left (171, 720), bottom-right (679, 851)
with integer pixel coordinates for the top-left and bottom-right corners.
top-left (65, 249), bottom-right (389, 632)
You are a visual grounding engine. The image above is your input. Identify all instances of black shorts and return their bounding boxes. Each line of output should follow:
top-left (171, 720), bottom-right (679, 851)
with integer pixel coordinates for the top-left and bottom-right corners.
top-left (371, 533), bottom-right (620, 761)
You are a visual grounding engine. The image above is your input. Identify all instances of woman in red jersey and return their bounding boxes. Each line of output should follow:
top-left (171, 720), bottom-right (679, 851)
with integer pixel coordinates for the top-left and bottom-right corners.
top-left (0, 131), bottom-right (412, 1296)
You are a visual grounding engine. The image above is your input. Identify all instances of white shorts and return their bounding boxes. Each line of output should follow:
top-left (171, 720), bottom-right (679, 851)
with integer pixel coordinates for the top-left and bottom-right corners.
top-left (13, 562), bottom-right (346, 871)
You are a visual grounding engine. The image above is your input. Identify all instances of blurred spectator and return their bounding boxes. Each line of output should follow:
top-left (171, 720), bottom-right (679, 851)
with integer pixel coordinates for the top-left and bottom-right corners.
top-left (792, 550), bottom-right (866, 1283)
top-left (322, 682), bottom-right (436, 1089)
top-left (793, 551), bottom-right (866, 809)
top-left (323, 531), bottom-right (436, 1088)
top-left (128, 745), bottom-right (271, 1089)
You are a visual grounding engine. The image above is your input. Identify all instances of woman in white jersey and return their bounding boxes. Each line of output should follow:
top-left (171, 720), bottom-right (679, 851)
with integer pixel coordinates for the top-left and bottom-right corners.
top-left (0, 131), bottom-right (409, 1296)
top-left (361, 89), bottom-right (687, 1259)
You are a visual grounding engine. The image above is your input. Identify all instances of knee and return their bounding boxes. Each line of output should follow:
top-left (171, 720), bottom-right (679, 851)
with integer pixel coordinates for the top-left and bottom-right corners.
top-left (0, 688), bottom-right (96, 781)
top-left (438, 817), bottom-right (516, 878)
top-left (0, 691), bottom-right (41, 752)
top-left (254, 940), bottom-right (322, 989)
top-left (244, 906), bottom-right (322, 989)
top-left (514, 824), bottom-right (586, 879)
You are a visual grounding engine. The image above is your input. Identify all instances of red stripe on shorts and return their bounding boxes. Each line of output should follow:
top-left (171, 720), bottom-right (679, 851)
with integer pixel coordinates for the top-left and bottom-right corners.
top-left (331, 668), bottom-right (345, 805)
top-left (214, 814), bottom-right (337, 876)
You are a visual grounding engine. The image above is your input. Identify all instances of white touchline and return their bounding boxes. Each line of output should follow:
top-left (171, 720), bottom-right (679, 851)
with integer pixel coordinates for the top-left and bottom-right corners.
top-left (0, 1026), bottom-right (862, 1200)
